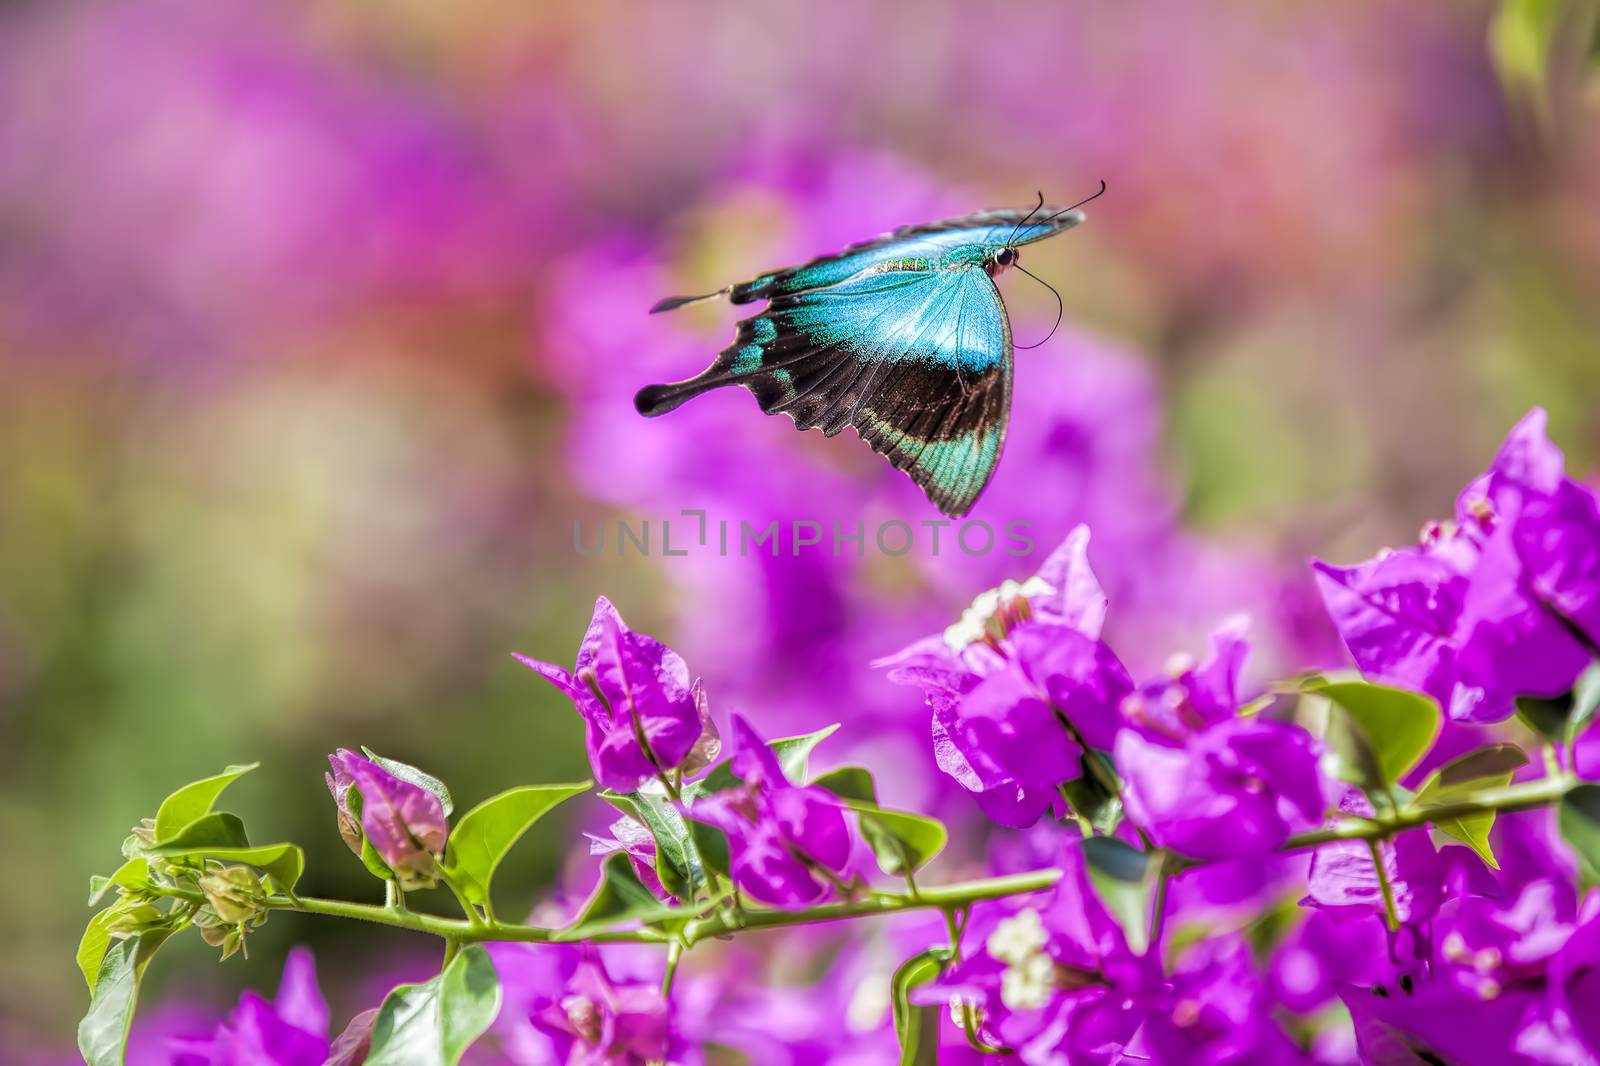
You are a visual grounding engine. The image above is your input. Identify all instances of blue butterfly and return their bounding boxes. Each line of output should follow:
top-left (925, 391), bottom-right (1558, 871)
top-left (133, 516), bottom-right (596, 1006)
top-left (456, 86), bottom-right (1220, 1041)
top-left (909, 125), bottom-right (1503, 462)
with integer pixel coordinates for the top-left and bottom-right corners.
top-left (635, 187), bottom-right (1102, 516)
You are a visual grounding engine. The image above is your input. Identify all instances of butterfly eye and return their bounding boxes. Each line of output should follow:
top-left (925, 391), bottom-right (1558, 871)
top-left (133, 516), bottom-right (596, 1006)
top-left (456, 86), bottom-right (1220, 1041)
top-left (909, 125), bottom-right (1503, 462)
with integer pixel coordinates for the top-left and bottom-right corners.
top-left (994, 248), bottom-right (1016, 267)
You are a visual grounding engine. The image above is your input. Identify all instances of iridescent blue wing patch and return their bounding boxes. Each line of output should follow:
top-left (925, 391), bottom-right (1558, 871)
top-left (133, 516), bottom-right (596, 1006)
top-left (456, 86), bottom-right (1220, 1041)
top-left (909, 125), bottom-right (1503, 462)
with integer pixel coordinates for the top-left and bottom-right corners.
top-left (639, 204), bottom-right (1086, 515)
top-left (638, 265), bottom-right (1012, 515)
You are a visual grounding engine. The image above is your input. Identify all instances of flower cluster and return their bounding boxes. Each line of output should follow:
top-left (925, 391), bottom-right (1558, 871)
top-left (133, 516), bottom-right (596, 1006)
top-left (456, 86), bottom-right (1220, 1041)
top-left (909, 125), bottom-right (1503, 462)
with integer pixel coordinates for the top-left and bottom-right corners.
top-left (879, 525), bottom-right (1325, 859)
top-left (525, 598), bottom-right (856, 908)
top-left (73, 409), bottom-right (1600, 1066)
top-left (1315, 408), bottom-right (1600, 723)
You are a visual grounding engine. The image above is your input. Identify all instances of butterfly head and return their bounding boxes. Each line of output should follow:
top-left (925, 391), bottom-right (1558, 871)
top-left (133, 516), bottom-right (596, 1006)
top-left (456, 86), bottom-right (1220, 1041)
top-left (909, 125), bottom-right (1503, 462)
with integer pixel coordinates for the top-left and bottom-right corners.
top-left (986, 246), bottom-right (1019, 277)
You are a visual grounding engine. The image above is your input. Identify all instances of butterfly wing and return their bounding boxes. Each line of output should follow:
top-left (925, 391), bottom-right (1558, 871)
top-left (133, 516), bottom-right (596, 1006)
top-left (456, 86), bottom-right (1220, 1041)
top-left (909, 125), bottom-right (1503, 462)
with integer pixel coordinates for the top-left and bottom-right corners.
top-left (737, 207), bottom-right (1081, 303)
top-left (637, 263), bottom-right (1012, 516)
top-left (649, 207), bottom-right (1084, 314)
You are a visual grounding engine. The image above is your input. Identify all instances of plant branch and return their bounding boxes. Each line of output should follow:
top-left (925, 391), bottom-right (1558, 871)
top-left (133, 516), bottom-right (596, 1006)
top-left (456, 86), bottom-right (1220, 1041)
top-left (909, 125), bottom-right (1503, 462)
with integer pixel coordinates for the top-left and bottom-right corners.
top-left (150, 774), bottom-right (1578, 952)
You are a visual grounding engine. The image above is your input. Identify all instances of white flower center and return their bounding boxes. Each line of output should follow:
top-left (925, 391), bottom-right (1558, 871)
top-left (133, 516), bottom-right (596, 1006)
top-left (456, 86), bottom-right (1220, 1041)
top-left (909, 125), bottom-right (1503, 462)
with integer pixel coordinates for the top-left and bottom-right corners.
top-left (987, 908), bottom-right (1057, 1010)
top-left (943, 577), bottom-right (1055, 651)
top-left (987, 908), bottom-right (1049, 965)
top-left (1000, 953), bottom-right (1056, 1010)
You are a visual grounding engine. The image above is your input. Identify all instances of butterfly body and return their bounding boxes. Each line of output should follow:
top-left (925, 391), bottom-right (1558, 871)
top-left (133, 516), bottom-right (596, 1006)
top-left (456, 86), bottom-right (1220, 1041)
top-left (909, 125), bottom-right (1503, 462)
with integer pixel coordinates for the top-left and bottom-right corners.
top-left (637, 204), bottom-right (1088, 516)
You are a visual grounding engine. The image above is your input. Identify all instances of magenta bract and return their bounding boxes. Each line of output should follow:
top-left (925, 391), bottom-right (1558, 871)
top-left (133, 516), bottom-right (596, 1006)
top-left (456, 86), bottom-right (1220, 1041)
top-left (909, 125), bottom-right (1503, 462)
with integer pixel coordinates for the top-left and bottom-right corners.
top-left (688, 715), bottom-right (852, 907)
top-left (325, 748), bottom-right (448, 890)
top-left (517, 596), bottom-right (704, 794)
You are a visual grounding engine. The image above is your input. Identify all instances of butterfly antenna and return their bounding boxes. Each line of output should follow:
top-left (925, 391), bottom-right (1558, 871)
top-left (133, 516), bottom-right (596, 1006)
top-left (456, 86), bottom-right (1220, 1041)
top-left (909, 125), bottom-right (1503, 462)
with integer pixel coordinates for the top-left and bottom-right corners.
top-left (1005, 190), bottom-right (1047, 247)
top-left (1034, 179), bottom-right (1108, 229)
top-left (1013, 263), bottom-right (1064, 350)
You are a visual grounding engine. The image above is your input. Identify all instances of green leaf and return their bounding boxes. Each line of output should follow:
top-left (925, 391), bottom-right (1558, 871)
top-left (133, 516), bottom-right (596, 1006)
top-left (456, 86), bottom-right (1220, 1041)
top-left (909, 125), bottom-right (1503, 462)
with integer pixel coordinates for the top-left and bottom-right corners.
top-left (152, 842), bottom-right (306, 893)
top-left (1518, 661), bottom-right (1600, 741)
top-left (773, 723), bottom-right (840, 782)
top-left (155, 811), bottom-right (250, 851)
top-left (1560, 784), bottom-right (1600, 882)
top-left (445, 782), bottom-right (589, 906)
top-left (1308, 679), bottom-right (1439, 789)
top-left (811, 765), bottom-right (946, 876)
top-left (1420, 743), bottom-right (1528, 790)
top-left (1414, 744), bottom-right (1528, 868)
top-left (361, 746), bottom-right (455, 817)
top-left (689, 820), bottom-right (731, 878)
top-left (88, 858), bottom-right (150, 907)
top-left (152, 763), bottom-right (258, 844)
top-left (891, 947), bottom-right (951, 1066)
top-left (1081, 836), bottom-right (1152, 955)
top-left (77, 908), bottom-right (118, 992)
top-left (683, 723), bottom-right (841, 798)
top-left (1518, 693), bottom-right (1572, 741)
top-left (856, 807), bottom-right (948, 878)
top-left (1059, 752), bottom-right (1124, 835)
top-left (364, 943), bottom-right (501, 1066)
top-left (1573, 662), bottom-right (1600, 735)
top-left (812, 766), bottom-right (879, 804)
top-left (77, 928), bottom-right (176, 1066)
top-left (556, 852), bottom-right (682, 940)
top-left (602, 787), bottom-right (701, 901)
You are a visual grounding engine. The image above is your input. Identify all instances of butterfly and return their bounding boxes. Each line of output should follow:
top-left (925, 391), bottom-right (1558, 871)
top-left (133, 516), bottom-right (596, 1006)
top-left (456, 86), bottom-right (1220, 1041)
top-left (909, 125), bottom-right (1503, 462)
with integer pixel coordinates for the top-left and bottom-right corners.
top-left (634, 186), bottom-right (1102, 516)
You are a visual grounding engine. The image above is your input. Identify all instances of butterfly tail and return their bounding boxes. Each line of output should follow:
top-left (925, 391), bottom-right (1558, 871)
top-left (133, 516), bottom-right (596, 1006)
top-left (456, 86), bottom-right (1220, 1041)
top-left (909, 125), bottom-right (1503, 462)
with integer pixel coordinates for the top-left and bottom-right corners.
top-left (649, 287), bottom-right (733, 314)
top-left (634, 370), bottom-right (727, 416)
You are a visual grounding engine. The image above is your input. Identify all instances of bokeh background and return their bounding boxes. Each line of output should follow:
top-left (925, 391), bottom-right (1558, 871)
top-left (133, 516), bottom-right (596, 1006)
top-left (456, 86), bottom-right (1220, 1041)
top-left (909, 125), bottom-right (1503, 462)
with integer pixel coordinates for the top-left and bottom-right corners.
top-left (2, 0), bottom-right (1598, 1058)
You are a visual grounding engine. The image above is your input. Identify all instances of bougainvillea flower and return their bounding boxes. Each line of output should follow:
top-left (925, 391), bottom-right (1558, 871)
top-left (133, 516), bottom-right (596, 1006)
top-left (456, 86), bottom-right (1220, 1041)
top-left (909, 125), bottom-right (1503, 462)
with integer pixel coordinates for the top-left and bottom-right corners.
top-left (1304, 792), bottom-right (1463, 926)
top-left (587, 815), bottom-right (668, 901)
top-left (914, 841), bottom-right (1162, 1062)
top-left (1123, 616), bottom-right (1252, 735)
top-left (1140, 935), bottom-right (1304, 1064)
top-left (1340, 977), bottom-right (1545, 1066)
top-left (529, 949), bottom-right (674, 1066)
top-left (687, 715), bottom-right (852, 906)
top-left (1337, 879), bottom-right (1600, 1064)
top-left (876, 524), bottom-right (1109, 684)
top-left (1269, 908), bottom-right (1391, 1013)
top-left (1116, 622), bottom-right (1324, 860)
top-left (1550, 895), bottom-right (1600, 1058)
top-left (1117, 716), bottom-right (1323, 860)
top-left (516, 596), bottom-right (705, 793)
top-left (946, 621), bottom-right (1134, 818)
top-left (169, 948), bottom-right (329, 1066)
top-left (879, 528), bottom-right (1133, 828)
top-left (1315, 409), bottom-right (1599, 723)
top-left (325, 749), bottom-right (448, 890)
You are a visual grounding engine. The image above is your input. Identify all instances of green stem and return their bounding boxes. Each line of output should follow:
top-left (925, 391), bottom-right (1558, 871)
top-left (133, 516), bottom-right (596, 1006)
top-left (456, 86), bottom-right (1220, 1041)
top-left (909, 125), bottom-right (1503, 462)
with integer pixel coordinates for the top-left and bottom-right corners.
top-left (1271, 774), bottom-right (1575, 853)
top-left (1149, 852), bottom-right (1173, 949)
top-left (442, 873), bottom-right (486, 929)
top-left (943, 906), bottom-right (964, 956)
top-left (1368, 839), bottom-right (1401, 932)
top-left (152, 775), bottom-right (1576, 953)
top-left (656, 770), bottom-right (725, 903)
top-left (442, 937), bottom-right (461, 968)
top-left (661, 940), bottom-right (684, 999)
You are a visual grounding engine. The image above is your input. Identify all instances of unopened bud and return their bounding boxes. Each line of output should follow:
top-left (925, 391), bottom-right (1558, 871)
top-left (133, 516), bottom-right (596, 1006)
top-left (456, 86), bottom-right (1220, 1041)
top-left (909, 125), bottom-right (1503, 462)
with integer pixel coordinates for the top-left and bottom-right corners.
top-left (105, 903), bottom-right (163, 936)
top-left (200, 865), bottom-right (268, 925)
